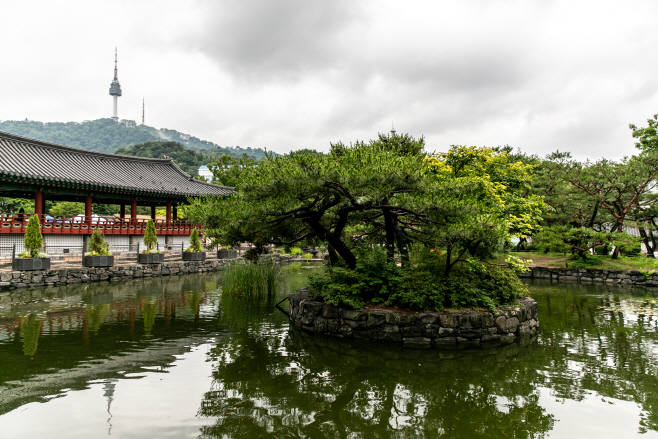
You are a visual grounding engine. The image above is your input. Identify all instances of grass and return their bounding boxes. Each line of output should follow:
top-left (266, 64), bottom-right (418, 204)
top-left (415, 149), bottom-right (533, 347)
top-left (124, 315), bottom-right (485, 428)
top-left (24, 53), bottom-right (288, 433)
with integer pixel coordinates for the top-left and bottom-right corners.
top-left (220, 259), bottom-right (282, 296)
top-left (502, 251), bottom-right (658, 272)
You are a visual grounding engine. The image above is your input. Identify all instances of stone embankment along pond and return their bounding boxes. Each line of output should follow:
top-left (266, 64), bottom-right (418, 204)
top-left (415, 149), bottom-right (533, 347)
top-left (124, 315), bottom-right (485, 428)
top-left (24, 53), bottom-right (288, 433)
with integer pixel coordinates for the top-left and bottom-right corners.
top-left (0, 260), bottom-right (227, 291)
top-left (520, 266), bottom-right (658, 286)
top-left (289, 288), bottom-right (539, 348)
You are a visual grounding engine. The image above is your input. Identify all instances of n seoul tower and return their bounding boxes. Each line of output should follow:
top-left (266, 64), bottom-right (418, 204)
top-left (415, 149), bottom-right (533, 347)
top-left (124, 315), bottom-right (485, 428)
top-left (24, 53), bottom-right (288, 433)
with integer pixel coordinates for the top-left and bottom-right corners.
top-left (109, 47), bottom-right (122, 121)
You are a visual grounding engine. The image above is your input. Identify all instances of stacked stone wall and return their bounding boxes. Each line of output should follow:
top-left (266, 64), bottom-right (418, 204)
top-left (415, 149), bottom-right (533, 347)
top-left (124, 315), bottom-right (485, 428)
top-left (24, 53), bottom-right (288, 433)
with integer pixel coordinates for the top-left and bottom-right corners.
top-left (0, 260), bottom-right (227, 291)
top-left (289, 288), bottom-right (539, 348)
top-left (520, 267), bottom-right (658, 286)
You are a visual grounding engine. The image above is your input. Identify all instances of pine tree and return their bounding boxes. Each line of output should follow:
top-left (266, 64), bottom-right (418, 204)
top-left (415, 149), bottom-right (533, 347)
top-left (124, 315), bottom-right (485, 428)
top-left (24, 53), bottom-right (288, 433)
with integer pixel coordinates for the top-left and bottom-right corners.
top-left (24, 215), bottom-right (43, 257)
top-left (187, 227), bottom-right (203, 252)
top-left (143, 219), bottom-right (158, 251)
top-left (87, 229), bottom-right (110, 255)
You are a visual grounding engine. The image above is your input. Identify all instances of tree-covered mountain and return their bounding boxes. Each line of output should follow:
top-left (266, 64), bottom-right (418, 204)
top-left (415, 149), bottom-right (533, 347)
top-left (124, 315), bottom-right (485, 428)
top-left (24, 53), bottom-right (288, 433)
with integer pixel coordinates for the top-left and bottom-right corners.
top-left (0, 118), bottom-right (268, 159)
top-left (115, 141), bottom-right (209, 177)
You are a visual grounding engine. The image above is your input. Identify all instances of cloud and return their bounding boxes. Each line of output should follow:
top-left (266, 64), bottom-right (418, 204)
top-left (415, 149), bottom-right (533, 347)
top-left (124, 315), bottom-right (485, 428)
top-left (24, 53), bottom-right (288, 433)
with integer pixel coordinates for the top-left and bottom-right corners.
top-left (180, 0), bottom-right (364, 81)
top-left (3, 0), bottom-right (658, 160)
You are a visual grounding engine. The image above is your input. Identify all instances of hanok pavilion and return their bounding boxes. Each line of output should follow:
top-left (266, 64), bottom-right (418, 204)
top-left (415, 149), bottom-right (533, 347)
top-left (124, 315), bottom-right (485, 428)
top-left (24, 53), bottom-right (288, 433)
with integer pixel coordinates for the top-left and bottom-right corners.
top-left (0, 130), bottom-right (232, 253)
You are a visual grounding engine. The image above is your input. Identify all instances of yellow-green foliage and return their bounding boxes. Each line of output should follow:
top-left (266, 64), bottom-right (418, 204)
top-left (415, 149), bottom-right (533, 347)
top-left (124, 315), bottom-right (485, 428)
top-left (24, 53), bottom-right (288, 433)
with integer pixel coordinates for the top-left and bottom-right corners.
top-left (24, 215), bottom-right (43, 257)
top-left (86, 229), bottom-right (111, 256)
top-left (423, 145), bottom-right (548, 239)
top-left (143, 219), bottom-right (158, 251)
top-left (20, 314), bottom-right (41, 357)
top-left (186, 227), bottom-right (204, 252)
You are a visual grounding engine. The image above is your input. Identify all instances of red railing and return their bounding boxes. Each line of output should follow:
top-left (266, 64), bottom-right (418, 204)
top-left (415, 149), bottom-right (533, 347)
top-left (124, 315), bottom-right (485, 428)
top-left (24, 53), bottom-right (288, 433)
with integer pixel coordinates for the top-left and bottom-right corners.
top-left (0, 213), bottom-right (202, 235)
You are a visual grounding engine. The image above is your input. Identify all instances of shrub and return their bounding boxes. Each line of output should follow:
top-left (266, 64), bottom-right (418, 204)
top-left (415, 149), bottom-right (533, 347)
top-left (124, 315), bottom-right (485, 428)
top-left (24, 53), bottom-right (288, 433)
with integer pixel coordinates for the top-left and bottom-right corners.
top-left (290, 247), bottom-right (303, 256)
top-left (594, 243), bottom-right (610, 255)
top-left (304, 253), bottom-right (313, 259)
top-left (142, 219), bottom-right (159, 253)
top-left (309, 247), bottom-right (526, 311)
top-left (309, 247), bottom-right (401, 309)
top-left (620, 241), bottom-right (642, 256)
top-left (186, 228), bottom-right (204, 252)
top-left (85, 229), bottom-right (111, 256)
top-left (24, 215), bottom-right (43, 258)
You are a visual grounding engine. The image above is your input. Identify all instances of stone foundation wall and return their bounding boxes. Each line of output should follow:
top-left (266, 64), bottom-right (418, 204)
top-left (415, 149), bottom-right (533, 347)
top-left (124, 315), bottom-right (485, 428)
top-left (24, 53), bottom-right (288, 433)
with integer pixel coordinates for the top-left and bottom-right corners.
top-left (0, 260), bottom-right (228, 291)
top-left (520, 267), bottom-right (658, 286)
top-left (288, 288), bottom-right (539, 348)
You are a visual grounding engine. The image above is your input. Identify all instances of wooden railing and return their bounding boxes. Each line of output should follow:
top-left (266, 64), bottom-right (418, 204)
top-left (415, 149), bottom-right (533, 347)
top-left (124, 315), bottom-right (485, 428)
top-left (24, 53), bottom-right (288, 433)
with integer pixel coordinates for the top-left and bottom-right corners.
top-left (0, 213), bottom-right (202, 235)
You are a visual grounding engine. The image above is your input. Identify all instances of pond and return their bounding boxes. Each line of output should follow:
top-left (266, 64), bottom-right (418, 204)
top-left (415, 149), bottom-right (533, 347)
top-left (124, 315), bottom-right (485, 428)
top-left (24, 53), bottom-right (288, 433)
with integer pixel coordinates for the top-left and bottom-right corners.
top-left (0, 264), bottom-right (657, 438)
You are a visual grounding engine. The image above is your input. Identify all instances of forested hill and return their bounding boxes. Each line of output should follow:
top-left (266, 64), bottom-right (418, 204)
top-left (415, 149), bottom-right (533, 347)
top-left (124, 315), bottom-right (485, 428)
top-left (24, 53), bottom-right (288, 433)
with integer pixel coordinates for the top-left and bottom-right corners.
top-left (0, 118), bottom-right (268, 159)
top-left (115, 141), bottom-right (208, 177)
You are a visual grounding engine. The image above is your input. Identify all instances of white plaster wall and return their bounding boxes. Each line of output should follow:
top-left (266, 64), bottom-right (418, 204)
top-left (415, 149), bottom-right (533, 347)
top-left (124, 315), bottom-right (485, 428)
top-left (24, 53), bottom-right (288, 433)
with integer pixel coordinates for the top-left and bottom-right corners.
top-left (0, 234), bottom-right (84, 255)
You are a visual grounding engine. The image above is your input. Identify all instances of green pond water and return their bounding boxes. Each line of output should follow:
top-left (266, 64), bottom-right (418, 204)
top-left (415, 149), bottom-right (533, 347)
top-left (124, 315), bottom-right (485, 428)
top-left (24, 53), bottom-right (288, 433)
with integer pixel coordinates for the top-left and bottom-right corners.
top-left (0, 264), bottom-right (657, 438)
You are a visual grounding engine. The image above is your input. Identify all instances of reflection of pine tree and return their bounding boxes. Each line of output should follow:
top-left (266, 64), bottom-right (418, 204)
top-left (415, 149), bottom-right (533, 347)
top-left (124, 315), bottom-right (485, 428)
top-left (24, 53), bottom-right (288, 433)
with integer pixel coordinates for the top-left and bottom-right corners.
top-left (20, 314), bottom-right (41, 357)
top-left (187, 292), bottom-right (204, 316)
top-left (86, 304), bottom-right (110, 334)
top-left (142, 301), bottom-right (157, 335)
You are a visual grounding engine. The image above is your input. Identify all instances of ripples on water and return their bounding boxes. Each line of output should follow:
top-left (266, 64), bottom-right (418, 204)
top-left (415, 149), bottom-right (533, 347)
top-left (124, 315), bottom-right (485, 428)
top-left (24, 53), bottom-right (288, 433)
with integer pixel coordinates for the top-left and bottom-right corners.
top-left (0, 264), bottom-right (657, 438)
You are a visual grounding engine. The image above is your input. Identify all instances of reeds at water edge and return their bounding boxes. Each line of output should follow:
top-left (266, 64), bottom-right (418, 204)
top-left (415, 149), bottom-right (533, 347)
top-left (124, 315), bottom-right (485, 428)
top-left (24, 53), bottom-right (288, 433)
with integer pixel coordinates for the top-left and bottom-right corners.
top-left (220, 259), bottom-right (282, 297)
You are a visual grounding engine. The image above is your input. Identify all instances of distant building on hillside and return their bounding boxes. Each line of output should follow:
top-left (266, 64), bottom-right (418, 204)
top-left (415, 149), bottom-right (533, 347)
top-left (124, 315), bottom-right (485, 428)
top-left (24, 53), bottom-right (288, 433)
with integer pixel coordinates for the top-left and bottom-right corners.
top-left (198, 165), bottom-right (213, 182)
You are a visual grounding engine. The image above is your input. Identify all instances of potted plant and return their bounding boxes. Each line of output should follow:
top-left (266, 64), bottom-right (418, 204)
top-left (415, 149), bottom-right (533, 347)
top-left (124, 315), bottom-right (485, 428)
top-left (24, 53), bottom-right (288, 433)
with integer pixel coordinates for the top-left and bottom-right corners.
top-left (84, 229), bottom-right (114, 267)
top-left (13, 215), bottom-right (51, 271)
top-left (183, 228), bottom-right (206, 261)
top-left (138, 219), bottom-right (164, 264)
top-left (217, 245), bottom-right (237, 259)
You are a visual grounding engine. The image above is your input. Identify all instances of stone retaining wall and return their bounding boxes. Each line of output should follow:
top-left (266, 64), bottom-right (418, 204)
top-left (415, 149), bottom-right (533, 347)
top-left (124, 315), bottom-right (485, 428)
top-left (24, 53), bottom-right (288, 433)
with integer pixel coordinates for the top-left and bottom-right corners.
top-left (520, 266), bottom-right (658, 286)
top-left (288, 288), bottom-right (539, 348)
top-left (0, 260), bottom-right (228, 291)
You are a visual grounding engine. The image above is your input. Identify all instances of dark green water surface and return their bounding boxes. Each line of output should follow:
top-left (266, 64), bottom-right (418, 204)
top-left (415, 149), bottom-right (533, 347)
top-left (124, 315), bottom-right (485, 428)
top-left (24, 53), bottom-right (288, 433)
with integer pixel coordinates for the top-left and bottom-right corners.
top-left (1, 265), bottom-right (657, 438)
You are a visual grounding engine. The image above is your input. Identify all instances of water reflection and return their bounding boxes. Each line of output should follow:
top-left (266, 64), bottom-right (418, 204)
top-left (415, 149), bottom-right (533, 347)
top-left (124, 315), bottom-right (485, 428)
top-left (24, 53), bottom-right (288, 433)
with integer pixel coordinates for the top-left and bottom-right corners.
top-left (198, 324), bottom-right (553, 439)
top-left (0, 274), bottom-right (220, 415)
top-left (0, 268), bottom-right (657, 438)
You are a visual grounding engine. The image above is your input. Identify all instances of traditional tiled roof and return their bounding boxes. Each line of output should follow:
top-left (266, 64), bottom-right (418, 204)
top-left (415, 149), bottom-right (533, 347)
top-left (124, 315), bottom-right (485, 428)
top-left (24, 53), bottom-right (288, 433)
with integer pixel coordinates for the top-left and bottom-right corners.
top-left (0, 130), bottom-right (234, 199)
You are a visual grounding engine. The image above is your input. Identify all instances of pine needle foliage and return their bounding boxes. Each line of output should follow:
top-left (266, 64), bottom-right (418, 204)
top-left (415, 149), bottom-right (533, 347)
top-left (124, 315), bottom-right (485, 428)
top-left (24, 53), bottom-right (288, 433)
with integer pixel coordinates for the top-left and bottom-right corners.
top-left (86, 229), bottom-right (111, 256)
top-left (143, 219), bottom-right (158, 252)
top-left (186, 227), bottom-right (204, 252)
top-left (24, 215), bottom-right (43, 257)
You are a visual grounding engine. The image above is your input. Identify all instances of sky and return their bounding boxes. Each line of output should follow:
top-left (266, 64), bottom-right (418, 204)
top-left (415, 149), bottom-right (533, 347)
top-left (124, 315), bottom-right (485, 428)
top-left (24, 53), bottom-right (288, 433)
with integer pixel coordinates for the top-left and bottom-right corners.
top-left (2, 0), bottom-right (658, 159)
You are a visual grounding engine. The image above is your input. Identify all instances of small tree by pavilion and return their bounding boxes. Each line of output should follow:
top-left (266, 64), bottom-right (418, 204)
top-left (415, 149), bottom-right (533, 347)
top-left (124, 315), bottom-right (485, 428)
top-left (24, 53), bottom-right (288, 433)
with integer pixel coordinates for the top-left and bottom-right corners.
top-left (24, 215), bottom-right (44, 258)
top-left (143, 219), bottom-right (159, 253)
top-left (86, 229), bottom-right (111, 256)
top-left (186, 228), bottom-right (203, 252)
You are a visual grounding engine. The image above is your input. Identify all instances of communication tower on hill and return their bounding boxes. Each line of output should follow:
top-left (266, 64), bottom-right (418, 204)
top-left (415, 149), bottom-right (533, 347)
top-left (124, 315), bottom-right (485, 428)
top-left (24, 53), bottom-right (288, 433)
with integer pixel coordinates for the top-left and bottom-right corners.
top-left (109, 47), bottom-right (122, 121)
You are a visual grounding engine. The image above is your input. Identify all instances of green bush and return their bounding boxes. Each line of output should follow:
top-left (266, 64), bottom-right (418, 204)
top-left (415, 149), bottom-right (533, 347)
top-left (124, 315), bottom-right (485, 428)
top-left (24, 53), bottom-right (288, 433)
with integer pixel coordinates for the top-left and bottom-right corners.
top-left (594, 244), bottom-right (610, 255)
top-left (309, 247), bottom-right (526, 311)
top-left (85, 229), bottom-right (111, 256)
top-left (142, 219), bottom-right (159, 253)
top-left (620, 241), bottom-right (642, 256)
top-left (567, 255), bottom-right (604, 268)
top-left (186, 227), bottom-right (204, 252)
top-left (24, 215), bottom-right (43, 258)
top-left (304, 253), bottom-right (313, 259)
top-left (290, 247), bottom-right (303, 256)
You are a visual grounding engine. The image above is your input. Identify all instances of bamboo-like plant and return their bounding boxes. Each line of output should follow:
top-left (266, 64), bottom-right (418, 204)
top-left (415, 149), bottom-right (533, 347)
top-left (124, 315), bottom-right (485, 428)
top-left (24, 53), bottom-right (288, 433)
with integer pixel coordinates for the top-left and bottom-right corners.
top-left (143, 219), bottom-right (159, 253)
top-left (24, 215), bottom-right (44, 258)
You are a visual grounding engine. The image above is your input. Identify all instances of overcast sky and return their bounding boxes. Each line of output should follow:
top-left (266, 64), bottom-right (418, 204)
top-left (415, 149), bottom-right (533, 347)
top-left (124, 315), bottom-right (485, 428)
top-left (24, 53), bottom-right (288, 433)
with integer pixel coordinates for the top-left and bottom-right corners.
top-left (2, 0), bottom-right (658, 159)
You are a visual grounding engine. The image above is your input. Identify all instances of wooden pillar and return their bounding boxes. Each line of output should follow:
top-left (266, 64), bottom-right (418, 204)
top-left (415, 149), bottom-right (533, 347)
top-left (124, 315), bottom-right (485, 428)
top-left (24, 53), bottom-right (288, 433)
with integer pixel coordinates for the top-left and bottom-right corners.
top-left (34, 190), bottom-right (43, 217)
top-left (173, 205), bottom-right (178, 221)
top-left (166, 202), bottom-right (172, 223)
top-left (131, 199), bottom-right (137, 220)
top-left (120, 203), bottom-right (125, 219)
top-left (150, 205), bottom-right (156, 220)
top-left (85, 195), bottom-right (92, 222)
